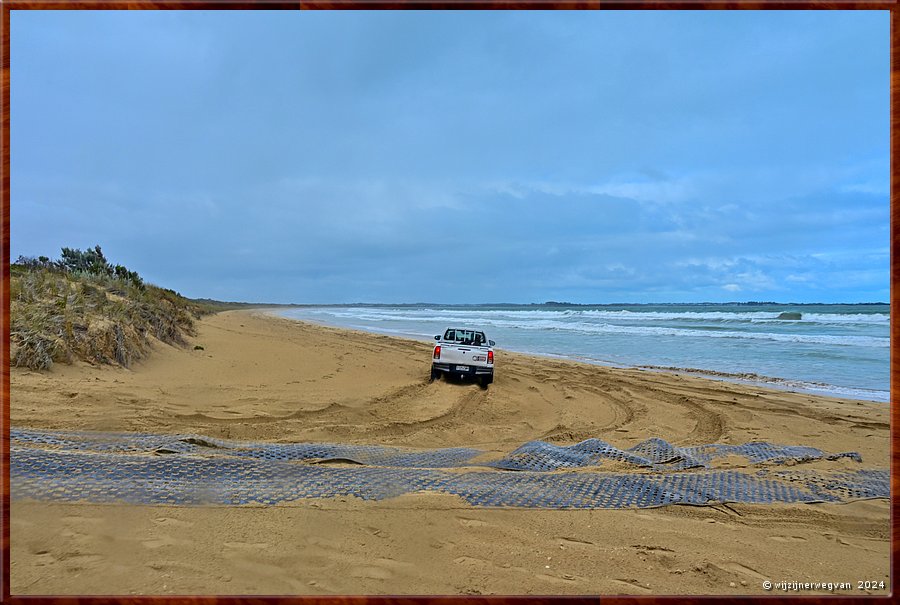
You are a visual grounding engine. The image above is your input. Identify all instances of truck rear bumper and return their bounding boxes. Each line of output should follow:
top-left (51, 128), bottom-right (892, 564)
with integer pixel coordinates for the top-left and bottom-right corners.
top-left (432, 362), bottom-right (493, 379)
top-left (431, 362), bottom-right (494, 375)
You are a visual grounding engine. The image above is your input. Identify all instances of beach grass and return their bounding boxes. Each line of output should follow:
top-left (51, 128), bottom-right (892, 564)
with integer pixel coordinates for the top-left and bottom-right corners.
top-left (10, 263), bottom-right (214, 370)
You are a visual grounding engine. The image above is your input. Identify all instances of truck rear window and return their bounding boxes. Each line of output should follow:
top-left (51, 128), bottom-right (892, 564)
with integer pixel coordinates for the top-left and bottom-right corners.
top-left (444, 329), bottom-right (486, 345)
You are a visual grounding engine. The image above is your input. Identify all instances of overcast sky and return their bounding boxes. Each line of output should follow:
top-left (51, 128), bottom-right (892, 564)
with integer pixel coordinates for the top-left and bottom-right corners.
top-left (11, 10), bottom-right (888, 304)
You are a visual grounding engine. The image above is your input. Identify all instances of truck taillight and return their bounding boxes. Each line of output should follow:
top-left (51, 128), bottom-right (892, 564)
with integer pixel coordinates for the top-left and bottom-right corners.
top-left (487, 350), bottom-right (494, 364)
top-left (434, 345), bottom-right (441, 359)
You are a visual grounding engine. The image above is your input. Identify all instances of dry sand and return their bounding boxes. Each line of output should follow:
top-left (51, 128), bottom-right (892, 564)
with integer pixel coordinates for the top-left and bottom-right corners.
top-left (9, 310), bottom-right (891, 595)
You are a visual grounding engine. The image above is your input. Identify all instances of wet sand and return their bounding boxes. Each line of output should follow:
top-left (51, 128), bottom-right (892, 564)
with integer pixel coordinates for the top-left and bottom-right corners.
top-left (9, 310), bottom-right (891, 595)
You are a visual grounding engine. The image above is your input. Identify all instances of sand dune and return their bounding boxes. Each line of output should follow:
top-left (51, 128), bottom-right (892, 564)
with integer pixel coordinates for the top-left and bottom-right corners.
top-left (10, 310), bottom-right (890, 595)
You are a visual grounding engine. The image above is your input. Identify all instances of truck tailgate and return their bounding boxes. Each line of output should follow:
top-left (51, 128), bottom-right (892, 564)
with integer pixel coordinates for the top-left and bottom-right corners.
top-left (441, 346), bottom-right (489, 366)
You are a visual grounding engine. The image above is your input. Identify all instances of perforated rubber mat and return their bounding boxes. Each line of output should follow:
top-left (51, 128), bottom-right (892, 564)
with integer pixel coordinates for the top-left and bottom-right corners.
top-left (10, 428), bottom-right (888, 509)
top-left (486, 437), bottom-right (862, 472)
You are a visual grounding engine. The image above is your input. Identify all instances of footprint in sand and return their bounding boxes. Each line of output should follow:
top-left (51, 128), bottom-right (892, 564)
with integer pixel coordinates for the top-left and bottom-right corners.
top-left (457, 517), bottom-right (490, 528)
top-left (147, 560), bottom-right (223, 577)
top-left (141, 534), bottom-right (189, 549)
top-left (152, 517), bottom-right (194, 528)
top-left (768, 535), bottom-right (807, 543)
top-left (718, 562), bottom-right (768, 581)
top-left (304, 535), bottom-right (343, 550)
top-left (611, 578), bottom-right (651, 593)
top-left (365, 526), bottom-right (389, 538)
top-left (631, 544), bottom-right (675, 554)
top-left (536, 573), bottom-right (578, 584)
top-left (32, 551), bottom-right (56, 567)
top-left (558, 537), bottom-right (595, 547)
top-left (350, 565), bottom-right (393, 580)
top-left (223, 541), bottom-right (270, 550)
top-left (828, 536), bottom-right (859, 547)
top-left (453, 556), bottom-right (486, 566)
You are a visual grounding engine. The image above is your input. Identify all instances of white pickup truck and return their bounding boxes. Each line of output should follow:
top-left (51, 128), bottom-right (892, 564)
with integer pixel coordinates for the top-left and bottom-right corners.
top-left (431, 328), bottom-right (495, 387)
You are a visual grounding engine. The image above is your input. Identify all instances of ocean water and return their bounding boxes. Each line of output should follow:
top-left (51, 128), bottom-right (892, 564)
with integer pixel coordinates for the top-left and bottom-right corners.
top-left (276, 303), bottom-right (890, 403)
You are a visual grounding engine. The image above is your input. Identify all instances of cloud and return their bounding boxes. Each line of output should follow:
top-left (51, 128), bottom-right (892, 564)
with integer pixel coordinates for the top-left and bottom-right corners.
top-left (485, 173), bottom-right (697, 204)
top-left (841, 182), bottom-right (889, 196)
top-left (10, 11), bottom-right (888, 303)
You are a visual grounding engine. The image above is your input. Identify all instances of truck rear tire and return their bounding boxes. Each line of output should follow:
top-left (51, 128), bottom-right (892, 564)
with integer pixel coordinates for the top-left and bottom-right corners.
top-left (430, 368), bottom-right (442, 381)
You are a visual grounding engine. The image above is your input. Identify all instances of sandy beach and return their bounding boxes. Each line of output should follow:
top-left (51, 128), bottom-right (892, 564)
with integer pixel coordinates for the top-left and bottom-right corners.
top-left (10, 310), bottom-right (891, 595)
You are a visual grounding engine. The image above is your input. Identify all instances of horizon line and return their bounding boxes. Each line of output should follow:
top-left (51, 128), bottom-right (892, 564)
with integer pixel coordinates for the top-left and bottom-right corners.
top-left (202, 300), bottom-right (891, 308)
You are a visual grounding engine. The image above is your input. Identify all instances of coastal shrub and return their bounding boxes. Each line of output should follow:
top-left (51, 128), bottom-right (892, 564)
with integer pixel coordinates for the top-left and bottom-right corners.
top-left (13, 255), bottom-right (65, 272)
top-left (60, 245), bottom-right (110, 275)
top-left (10, 247), bottom-right (210, 370)
top-left (57, 245), bottom-right (145, 290)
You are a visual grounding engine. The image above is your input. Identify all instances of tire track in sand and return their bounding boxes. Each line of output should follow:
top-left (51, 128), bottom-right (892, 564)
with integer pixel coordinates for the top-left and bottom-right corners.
top-left (366, 385), bottom-right (486, 439)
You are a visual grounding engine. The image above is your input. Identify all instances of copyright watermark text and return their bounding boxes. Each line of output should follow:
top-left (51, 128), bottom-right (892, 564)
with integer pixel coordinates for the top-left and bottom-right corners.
top-left (762, 580), bottom-right (886, 592)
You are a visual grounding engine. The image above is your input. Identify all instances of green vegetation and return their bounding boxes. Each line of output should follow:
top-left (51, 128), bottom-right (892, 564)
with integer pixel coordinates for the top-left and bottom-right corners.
top-left (11, 246), bottom-right (211, 371)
